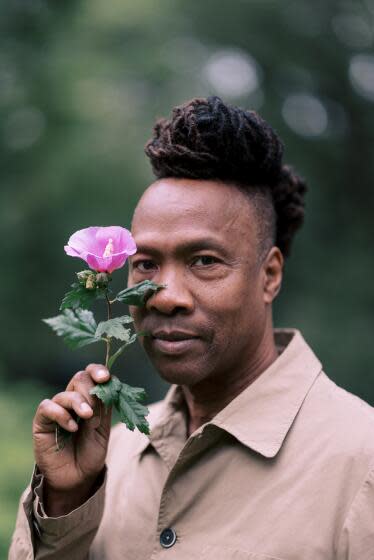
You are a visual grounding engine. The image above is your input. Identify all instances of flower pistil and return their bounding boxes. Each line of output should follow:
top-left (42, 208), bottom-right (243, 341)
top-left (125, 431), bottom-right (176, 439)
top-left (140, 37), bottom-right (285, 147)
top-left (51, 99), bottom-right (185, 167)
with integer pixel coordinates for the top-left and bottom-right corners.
top-left (103, 238), bottom-right (114, 258)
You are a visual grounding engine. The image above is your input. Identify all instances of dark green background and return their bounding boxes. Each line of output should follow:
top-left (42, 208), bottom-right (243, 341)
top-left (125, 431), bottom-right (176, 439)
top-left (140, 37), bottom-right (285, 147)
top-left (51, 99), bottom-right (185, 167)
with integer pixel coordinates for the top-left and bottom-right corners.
top-left (1, 0), bottom-right (373, 552)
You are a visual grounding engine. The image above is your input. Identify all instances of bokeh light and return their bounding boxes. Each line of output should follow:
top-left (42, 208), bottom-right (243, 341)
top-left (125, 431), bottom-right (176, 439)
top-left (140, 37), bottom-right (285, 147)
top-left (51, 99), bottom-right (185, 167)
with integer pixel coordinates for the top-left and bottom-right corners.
top-left (349, 53), bottom-right (374, 101)
top-left (282, 93), bottom-right (328, 138)
top-left (332, 13), bottom-right (373, 49)
top-left (204, 49), bottom-right (261, 99)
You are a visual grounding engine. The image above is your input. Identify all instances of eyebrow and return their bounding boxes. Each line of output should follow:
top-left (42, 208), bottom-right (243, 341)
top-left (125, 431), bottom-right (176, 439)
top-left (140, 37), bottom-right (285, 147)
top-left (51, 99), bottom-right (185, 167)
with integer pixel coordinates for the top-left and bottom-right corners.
top-left (132, 237), bottom-right (231, 259)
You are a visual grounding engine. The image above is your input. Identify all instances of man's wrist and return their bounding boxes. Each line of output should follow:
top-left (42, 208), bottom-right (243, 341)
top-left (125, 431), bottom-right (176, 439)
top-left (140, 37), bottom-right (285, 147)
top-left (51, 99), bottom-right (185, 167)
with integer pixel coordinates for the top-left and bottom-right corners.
top-left (42, 470), bottom-right (105, 517)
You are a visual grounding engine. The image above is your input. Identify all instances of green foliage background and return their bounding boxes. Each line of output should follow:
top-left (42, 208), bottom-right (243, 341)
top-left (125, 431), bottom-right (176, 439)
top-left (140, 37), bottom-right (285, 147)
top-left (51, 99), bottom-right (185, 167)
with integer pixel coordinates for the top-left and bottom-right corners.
top-left (1, 0), bottom-right (373, 553)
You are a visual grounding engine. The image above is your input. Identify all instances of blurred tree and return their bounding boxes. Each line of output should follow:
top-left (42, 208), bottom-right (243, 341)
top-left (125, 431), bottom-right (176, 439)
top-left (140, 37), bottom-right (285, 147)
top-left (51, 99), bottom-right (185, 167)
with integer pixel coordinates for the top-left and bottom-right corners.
top-left (0, 0), bottom-right (373, 403)
top-left (175, 0), bottom-right (374, 400)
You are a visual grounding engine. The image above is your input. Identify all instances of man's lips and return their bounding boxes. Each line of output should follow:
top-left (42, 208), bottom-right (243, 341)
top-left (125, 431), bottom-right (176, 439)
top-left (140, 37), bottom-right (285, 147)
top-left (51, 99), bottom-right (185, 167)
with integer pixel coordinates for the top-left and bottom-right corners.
top-left (151, 330), bottom-right (199, 341)
top-left (150, 330), bottom-right (200, 355)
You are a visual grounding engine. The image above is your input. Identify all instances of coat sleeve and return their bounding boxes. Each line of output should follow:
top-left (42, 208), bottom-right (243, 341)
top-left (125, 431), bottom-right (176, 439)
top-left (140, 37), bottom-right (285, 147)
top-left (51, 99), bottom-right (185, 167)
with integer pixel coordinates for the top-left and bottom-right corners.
top-left (8, 466), bottom-right (107, 560)
top-left (336, 464), bottom-right (374, 559)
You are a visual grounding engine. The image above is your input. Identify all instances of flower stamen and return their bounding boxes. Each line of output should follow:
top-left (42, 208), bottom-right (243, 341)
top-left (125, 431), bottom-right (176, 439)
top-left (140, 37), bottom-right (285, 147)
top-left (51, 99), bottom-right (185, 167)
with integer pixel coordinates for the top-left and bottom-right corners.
top-left (103, 238), bottom-right (114, 258)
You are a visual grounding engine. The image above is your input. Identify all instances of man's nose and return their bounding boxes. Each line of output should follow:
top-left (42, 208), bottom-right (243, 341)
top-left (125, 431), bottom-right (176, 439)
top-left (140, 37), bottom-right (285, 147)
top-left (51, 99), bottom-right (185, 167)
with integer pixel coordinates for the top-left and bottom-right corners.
top-left (146, 268), bottom-right (194, 315)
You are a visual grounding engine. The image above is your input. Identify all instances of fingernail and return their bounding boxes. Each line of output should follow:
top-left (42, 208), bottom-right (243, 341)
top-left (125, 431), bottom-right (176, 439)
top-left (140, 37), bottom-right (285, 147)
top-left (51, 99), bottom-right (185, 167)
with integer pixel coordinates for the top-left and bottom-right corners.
top-left (68, 419), bottom-right (78, 431)
top-left (96, 369), bottom-right (108, 380)
top-left (80, 402), bottom-right (92, 414)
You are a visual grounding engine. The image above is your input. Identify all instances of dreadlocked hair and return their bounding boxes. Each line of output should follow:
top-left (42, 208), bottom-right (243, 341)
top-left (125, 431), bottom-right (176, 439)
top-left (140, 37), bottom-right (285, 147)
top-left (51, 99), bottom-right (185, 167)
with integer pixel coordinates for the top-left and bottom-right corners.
top-left (144, 96), bottom-right (307, 258)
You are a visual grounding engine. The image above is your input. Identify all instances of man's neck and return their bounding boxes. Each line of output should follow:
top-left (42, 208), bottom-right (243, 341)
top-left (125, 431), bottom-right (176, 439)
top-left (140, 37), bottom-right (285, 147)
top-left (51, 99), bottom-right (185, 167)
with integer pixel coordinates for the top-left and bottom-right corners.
top-left (181, 328), bottom-right (279, 437)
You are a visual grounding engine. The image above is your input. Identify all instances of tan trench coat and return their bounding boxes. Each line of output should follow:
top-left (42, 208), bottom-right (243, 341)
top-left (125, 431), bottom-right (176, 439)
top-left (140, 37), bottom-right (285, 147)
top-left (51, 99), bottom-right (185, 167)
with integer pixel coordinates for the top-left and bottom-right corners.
top-left (9, 329), bottom-right (374, 559)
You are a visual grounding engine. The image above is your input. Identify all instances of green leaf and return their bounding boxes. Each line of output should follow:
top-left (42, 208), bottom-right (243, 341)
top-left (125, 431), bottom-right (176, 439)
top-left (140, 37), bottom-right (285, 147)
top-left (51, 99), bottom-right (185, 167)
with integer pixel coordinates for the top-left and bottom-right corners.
top-left (107, 333), bottom-right (138, 370)
top-left (43, 309), bottom-right (100, 349)
top-left (60, 282), bottom-right (107, 310)
top-left (89, 376), bottom-right (150, 434)
top-left (95, 316), bottom-right (133, 341)
top-left (115, 280), bottom-right (165, 306)
top-left (116, 382), bottom-right (150, 434)
top-left (90, 375), bottom-right (122, 408)
top-left (120, 382), bottom-right (148, 403)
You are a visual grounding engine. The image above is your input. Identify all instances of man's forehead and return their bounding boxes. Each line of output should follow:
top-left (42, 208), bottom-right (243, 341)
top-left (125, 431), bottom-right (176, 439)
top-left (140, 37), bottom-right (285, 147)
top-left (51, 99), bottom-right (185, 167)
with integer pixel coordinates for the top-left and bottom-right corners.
top-left (131, 178), bottom-right (256, 236)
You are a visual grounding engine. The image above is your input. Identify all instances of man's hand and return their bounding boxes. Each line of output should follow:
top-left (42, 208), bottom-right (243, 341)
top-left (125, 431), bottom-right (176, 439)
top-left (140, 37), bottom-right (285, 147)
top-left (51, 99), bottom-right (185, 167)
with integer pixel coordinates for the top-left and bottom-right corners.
top-left (33, 364), bottom-right (111, 516)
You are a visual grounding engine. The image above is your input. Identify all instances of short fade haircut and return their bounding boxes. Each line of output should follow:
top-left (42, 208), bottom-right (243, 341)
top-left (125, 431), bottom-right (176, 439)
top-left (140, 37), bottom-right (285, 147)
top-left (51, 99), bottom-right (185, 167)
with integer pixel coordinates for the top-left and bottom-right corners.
top-left (144, 96), bottom-right (307, 260)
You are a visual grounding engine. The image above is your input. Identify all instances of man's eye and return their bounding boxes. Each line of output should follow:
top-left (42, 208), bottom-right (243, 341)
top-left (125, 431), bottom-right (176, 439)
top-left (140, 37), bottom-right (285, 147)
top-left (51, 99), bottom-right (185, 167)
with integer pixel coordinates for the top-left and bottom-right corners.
top-left (192, 255), bottom-right (219, 266)
top-left (133, 260), bottom-right (156, 272)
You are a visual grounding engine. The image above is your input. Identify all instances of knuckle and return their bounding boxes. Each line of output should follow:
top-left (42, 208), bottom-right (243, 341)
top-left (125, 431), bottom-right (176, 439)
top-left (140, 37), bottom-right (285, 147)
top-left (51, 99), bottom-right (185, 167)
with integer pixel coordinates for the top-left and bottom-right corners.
top-left (52, 392), bottom-right (64, 403)
top-left (73, 370), bottom-right (87, 383)
top-left (73, 381), bottom-right (95, 406)
top-left (71, 391), bottom-right (84, 404)
top-left (60, 408), bottom-right (71, 420)
top-left (38, 398), bottom-right (51, 411)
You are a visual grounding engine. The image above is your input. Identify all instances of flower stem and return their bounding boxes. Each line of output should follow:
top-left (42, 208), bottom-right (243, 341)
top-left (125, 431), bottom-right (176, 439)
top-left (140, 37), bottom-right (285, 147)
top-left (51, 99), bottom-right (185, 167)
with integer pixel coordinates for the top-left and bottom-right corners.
top-left (105, 291), bottom-right (112, 369)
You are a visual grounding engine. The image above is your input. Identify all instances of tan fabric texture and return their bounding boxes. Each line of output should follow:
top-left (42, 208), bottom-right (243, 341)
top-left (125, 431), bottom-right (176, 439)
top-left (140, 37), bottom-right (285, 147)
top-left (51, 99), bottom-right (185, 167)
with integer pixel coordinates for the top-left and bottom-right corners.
top-left (9, 329), bottom-right (374, 559)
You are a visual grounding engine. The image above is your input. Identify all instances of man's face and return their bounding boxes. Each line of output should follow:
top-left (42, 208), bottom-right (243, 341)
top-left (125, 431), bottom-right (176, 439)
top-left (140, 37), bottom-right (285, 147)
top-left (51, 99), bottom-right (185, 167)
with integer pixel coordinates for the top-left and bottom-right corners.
top-left (128, 178), bottom-right (279, 387)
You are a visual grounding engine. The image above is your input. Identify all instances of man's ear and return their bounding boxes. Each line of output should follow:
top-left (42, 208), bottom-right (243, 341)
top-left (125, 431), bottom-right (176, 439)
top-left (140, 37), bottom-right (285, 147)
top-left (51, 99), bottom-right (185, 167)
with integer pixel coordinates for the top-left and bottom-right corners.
top-left (262, 246), bottom-right (283, 304)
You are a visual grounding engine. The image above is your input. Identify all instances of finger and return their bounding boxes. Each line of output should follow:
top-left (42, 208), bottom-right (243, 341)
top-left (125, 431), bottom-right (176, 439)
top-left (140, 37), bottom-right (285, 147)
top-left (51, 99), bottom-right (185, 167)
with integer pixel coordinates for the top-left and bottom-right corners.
top-left (66, 370), bottom-right (111, 431)
top-left (85, 364), bottom-right (111, 384)
top-left (66, 370), bottom-right (96, 409)
top-left (34, 399), bottom-right (79, 433)
top-left (52, 391), bottom-right (94, 420)
top-left (83, 365), bottom-right (112, 430)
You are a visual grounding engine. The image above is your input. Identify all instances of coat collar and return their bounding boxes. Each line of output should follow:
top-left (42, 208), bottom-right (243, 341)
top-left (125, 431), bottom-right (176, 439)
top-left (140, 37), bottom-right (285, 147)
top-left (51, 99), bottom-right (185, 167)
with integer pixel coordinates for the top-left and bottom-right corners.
top-left (210, 329), bottom-right (322, 457)
top-left (137, 329), bottom-right (322, 459)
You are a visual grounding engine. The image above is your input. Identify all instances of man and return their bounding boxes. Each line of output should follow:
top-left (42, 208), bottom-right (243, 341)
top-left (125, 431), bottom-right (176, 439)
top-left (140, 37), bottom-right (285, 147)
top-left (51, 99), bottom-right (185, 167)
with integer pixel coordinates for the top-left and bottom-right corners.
top-left (10, 96), bottom-right (374, 559)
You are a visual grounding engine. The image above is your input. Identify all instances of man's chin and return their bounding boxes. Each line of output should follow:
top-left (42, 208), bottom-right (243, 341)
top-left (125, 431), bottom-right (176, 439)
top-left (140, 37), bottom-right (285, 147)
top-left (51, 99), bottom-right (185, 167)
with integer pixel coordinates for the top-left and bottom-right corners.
top-left (153, 360), bottom-right (206, 387)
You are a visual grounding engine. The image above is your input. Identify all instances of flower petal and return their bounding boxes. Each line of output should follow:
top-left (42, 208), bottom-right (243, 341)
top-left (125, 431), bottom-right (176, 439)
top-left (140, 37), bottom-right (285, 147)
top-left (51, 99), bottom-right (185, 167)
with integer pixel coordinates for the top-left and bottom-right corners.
top-left (121, 231), bottom-right (137, 255)
top-left (86, 251), bottom-right (134, 273)
top-left (65, 226), bottom-right (137, 271)
top-left (95, 226), bottom-right (137, 256)
top-left (86, 253), bottom-right (113, 272)
top-left (66, 227), bottom-right (102, 257)
top-left (64, 245), bottom-right (81, 257)
top-left (107, 253), bottom-right (131, 273)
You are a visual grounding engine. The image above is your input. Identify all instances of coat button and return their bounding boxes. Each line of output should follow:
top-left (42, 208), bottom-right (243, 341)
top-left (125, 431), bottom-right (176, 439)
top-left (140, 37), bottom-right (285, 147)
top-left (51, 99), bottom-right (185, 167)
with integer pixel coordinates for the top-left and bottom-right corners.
top-left (160, 528), bottom-right (177, 548)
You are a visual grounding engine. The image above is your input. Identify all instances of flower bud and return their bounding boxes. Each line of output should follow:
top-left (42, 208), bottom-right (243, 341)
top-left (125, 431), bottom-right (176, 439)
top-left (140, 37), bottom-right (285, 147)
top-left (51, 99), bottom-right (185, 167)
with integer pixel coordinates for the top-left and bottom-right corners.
top-left (77, 270), bottom-right (94, 284)
top-left (95, 272), bottom-right (110, 287)
top-left (85, 274), bottom-right (96, 290)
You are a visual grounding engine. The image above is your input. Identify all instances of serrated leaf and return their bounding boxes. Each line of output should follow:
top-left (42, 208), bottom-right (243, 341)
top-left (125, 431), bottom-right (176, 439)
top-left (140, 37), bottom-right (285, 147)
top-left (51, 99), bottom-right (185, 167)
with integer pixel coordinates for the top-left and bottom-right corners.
top-left (116, 382), bottom-right (150, 434)
top-left (121, 382), bottom-right (148, 403)
top-left (116, 315), bottom-right (134, 324)
top-left (90, 375), bottom-right (122, 408)
top-left (75, 308), bottom-right (98, 331)
top-left (107, 333), bottom-right (138, 369)
top-left (60, 282), bottom-right (107, 310)
top-left (115, 280), bottom-right (165, 306)
top-left (90, 377), bottom-right (149, 434)
top-left (43, 309), bottom-right (100, 349)
top-left (90, 377), bottom-right (149, 433)
top-left (95, 316), bottom-right (133, 341)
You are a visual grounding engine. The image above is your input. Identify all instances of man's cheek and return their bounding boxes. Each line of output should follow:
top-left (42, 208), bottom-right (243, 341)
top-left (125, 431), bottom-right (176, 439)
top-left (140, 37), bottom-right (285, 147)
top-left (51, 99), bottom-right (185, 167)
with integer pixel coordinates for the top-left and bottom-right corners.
top-left (129, 306), bottom-right (144, 325)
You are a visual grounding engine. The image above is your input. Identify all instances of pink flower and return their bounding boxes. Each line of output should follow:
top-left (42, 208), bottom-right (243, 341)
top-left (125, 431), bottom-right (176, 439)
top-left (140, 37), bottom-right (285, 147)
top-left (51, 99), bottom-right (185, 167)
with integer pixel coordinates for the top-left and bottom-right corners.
top-left (64, 226), bottom-right (137, 273)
